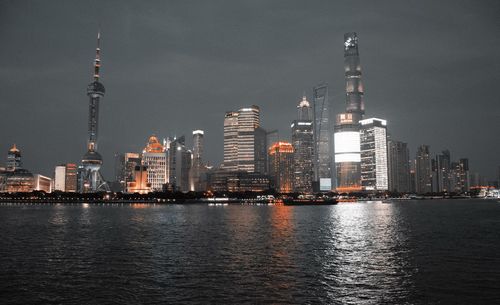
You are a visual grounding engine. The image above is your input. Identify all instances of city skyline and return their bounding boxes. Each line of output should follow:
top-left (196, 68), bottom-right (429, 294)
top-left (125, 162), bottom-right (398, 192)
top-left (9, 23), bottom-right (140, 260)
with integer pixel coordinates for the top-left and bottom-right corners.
top-left (0, 1), bottom-right (499, 180)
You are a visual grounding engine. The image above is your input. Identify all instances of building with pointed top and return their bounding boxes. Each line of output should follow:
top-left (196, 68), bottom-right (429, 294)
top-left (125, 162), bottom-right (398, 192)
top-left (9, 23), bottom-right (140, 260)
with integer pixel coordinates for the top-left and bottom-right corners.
top-left (80, 31), bottom-right (109, 193)
top-left (291, 96), bottom-right (314, 193)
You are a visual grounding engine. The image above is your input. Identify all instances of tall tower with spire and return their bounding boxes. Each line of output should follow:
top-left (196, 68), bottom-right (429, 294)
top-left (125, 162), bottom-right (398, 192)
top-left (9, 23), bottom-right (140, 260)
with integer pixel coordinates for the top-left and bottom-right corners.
top-left (80, 31), bottom-right (109, 192)
top-left (334, 32), bottom-right (365, 192)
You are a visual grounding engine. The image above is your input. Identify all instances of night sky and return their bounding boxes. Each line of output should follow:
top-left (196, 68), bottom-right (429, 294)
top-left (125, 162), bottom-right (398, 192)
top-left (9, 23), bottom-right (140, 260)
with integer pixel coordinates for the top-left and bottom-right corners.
top-left (1, 0), bottom-right (499, 180)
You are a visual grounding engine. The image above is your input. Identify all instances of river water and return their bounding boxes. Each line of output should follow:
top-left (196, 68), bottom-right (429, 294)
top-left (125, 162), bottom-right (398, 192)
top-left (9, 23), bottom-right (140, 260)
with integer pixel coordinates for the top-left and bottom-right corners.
top-left (0, 199), bottom-right (499, 304)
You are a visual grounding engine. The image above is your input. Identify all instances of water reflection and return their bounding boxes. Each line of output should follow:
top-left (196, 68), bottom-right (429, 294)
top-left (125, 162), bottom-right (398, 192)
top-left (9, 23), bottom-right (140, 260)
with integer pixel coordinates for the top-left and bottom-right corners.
top-left (321, 202), bottom-right (415, 303)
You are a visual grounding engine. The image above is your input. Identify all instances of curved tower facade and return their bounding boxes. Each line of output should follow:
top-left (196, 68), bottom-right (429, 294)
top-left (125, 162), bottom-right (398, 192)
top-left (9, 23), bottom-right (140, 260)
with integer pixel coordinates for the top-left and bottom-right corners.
top-left (81, 31), bottom-right (109, 192)
top-left (335, 32), bottom-right (364, 192)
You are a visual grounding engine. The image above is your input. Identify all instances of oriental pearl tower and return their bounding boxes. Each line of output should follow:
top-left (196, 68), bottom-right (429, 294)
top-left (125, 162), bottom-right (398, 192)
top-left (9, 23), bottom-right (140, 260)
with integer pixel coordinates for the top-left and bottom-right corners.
top-left (81, 31), bottom-right (109, 192)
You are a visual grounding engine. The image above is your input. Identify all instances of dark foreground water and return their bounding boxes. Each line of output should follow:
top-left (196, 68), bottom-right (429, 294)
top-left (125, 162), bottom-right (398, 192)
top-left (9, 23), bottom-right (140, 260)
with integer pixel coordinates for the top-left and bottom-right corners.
top-left (1, 200), bottom-right (499, 304)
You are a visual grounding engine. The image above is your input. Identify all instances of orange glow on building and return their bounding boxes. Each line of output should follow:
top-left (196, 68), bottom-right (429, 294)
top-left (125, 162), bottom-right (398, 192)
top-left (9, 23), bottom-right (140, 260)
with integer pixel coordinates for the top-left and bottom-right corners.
top-left (269, 141), bottom-right (294, 193)
top-left (144, 135), bottom-right (165, 153)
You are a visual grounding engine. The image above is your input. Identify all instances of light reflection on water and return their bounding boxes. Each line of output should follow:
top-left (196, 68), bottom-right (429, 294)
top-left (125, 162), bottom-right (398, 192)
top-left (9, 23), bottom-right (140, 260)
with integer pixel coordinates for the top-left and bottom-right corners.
top-left (0, 200), bottom-right (499, 304)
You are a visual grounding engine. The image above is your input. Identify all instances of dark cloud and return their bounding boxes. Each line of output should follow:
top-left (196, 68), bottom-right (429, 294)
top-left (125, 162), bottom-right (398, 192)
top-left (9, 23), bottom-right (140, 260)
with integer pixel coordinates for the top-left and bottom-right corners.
top-left (0, 0), bottom-right (499, 179)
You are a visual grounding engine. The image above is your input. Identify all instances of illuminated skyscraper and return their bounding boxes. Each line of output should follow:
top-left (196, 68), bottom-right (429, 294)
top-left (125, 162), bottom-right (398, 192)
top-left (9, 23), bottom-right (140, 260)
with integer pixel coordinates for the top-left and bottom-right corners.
top-left (291, 96), bottom-right (314, 193)
top-left (190, 130), bottom-right (206, 191)
top-left (142, 135), bottom-right (167, 192)
top-left (360, 118), bottom-right (388, 191)
top-left (334, 32), bottom-right (365, 192)
top-left (268, 142), bottom-right (294, 193)
top-left (54, 165), bottom-right (66, 191)
top-left (415, 145), bottom-right (432, 194)
top-left (388, 139), bottom-right (410, 193)
top-left (334, 113), bottom-right (361, 192)
top-left (65, 163), bottom-right (78, 192)
top-left (80, 31), bottom-right (109, 192)
top-left (313, 84), bottom-right (332, 191)
top-left (6, 144), bottom-right (21, 171)
top-left (223, 105), bottom-right (266, 174)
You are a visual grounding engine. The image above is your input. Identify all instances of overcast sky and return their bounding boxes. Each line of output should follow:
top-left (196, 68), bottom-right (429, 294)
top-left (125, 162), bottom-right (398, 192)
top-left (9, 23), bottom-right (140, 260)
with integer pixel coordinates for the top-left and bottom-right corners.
top-left (0, 0), bottom-right (499, 180)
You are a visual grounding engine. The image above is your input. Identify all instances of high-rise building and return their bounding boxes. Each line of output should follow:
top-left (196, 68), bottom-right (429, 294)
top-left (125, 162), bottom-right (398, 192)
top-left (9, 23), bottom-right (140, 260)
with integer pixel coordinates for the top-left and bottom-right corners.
top-left (142, 135), bottom-right (167, 192)
top-left (449, 158), bottom-right (470, 193)
top-left (436, 150), bottom-right (452, 193)
top-left (6, 144), bottom-right (21, 170)
top-left (268, 142), bottom-right (294, 193)
top-left (168, 136), bottom-right (192, 192)
top-left (65, 163), bottom-right (77, 192)
top-left (334, 113), bottom-right (362, 192)
top-left (54, 165), bottom-right (66, 191)
top-left (334, 32), bottom-right (365, 193)
top-left (126, 164), bottom-right (150, 194)
top-left (80, 31), bottom-right (109, 192)
top-left (0, 145), bottom-right (34, 193)
top-left (388, 139), bottom-right (410, 193)
top-left (223, 105), bottom-right (267, 174)
top-left (190, 130), bottom-right (206, 191)
top-left (415, 145), bottom-right (432, 194)
top-left (360, 118), bottom-right (388, 191)
top-left (312, 84), bottom-right (332, 191)
top-left (115, 153), bottom-right (141, 192)
top-left (223, 111), bottom-right (239, 171)
top-left (291, 96), bottom-right (314, 193)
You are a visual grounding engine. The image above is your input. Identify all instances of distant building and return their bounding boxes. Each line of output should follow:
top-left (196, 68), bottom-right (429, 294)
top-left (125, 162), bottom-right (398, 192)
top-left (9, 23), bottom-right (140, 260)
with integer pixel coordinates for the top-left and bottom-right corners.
top-left (115, 153), bottom-right (141, 192)
top-left (268, 142), bottom-right (294, 193)
top-left (142, 135), bottom-right (167, 192)
top-left (312, 84), bottom-right (332, 190)
top-left (360, 118), bottom-right (388, 191)
top-left (0, 144), bottom-right (34, 193)
top-left (168, 136), bottom-right (192, 192)
top-left (334, 113), bottom-right (362, 193)
top-left (6, 144), bottom-right (22, 170)
top-left (207, 169), bottom-right (270, 193)
top-left (223, 106), bottom-right (267, 174)
top-left (436, 150), bottom-right (452, 192)
top-left (189, 130), bottom-right (207, 192)
top-left (450, 158), bottom-right (470, 193)
top-left (126, 164), bottom-right (150, 194)
top-left (34, 174), bottom-right (52, 193)
top-left (388, 139), bottom-right (410, 193)
top-left (54, 165), bottom-right (66, 191)
top-left (415, 145), bottom-right (432, 194)
top-left (64, 163), bottom-right (77, 192)
top-left (291, 96), bottom-right (314, 193)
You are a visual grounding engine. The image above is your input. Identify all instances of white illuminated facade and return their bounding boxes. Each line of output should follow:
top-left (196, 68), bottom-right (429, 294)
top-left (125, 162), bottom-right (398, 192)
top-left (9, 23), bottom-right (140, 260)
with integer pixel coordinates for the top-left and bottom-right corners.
top-left (142, 135), bottom-right (167, 192)
top-left (54, 165), bottom-right (66, 191)
top-left (360, 118), bottom-right (388, 191)
top-left (223, 105), bottom-right (266, 173)
top-left (334, 131), bottom-right (361, 161)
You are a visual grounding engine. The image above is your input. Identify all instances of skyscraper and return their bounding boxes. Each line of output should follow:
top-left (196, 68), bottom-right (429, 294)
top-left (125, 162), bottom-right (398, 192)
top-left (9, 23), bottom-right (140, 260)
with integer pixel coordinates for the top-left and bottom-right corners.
top-left (268, 142), bottom-right (294, 193)
top-left (223, 105), bottom-right (267, 174)
top-left (80, 31), bottom-right (109, 192)
top-left (190, 130), bottom-right (206, 191)
top-left (436, 150), bottom-right (452, 192)
top-left (168, 136), bottom-right (192, 192)
top-left (6, 144), bottom-right (21, 170)
top-left (415, 145), bottom-right (432, 194)
top-left (360, 118), bottom-right (388, 191)
top-left (388, 139), bottom-right (410, 193)
top-left (223, 111), bottom-right (239, 171)
top-left (291, 96), bottom-right (314, 193)
top-left (65, 163), bottom-right (77, 192)
top-left (54, 165), bottom-right (66, 191)
top-left (115, 152), bottom-right (141, 192)
top-left (142, 135), bottom-right (167, 192)
top-left (334, 32), bottom-right (365, 193)
top-left (312, 84), bottom-right (332, 191)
